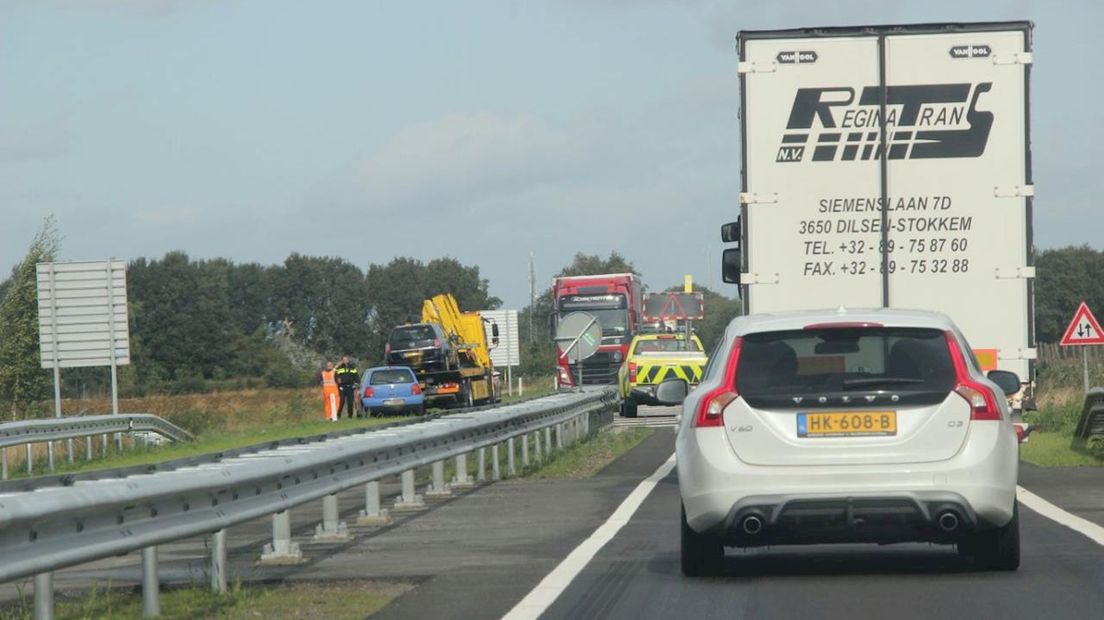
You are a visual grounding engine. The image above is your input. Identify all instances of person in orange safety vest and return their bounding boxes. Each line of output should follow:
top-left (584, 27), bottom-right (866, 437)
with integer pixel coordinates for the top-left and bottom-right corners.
top-left (318, 361), bottom-right (339, 422)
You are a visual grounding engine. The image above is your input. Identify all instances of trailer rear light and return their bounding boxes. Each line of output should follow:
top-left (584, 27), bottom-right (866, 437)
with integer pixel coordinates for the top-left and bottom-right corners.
top-left (411, 383), bottom-right (421, 395)
top-left (694, 337), bottom-right (743, 428)
top-left (628, 362), bottom-right (637, 382)
top-left (363, 386), bottom-right (375, 398)
top-left (557, 366), bottom-right (573, 388)
top-left (945, 332), bottom-right (1002, 421)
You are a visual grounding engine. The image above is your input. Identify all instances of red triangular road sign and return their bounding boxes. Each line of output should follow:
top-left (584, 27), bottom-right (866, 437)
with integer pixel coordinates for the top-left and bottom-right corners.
top-left (1060, 301), bottom-right (1104, 346)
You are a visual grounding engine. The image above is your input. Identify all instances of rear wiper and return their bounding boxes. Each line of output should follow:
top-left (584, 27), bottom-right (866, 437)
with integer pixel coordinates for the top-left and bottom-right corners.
top-left (841, 377), bottom-right (926, 389)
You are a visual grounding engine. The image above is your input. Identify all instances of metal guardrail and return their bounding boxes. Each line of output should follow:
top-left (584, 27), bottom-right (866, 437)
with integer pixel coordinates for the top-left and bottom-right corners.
top-left (0, 388), bottom-right (616, 618)
top-left (0, 414), bottom-right (193, 480)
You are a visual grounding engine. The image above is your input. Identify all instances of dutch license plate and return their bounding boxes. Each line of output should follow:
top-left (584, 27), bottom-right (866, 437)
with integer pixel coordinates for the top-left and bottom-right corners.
top-left (797, 411), bottom-right (897, 438)
top-left (384, 398), bottom-right (405, 406)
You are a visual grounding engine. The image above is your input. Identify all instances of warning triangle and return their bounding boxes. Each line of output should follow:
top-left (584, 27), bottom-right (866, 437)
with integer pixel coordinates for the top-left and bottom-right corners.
top-left (1059, 301), bottom-right (1104, 346)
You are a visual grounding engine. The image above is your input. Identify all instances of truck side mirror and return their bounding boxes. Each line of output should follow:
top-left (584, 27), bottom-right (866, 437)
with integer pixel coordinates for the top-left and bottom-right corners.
top-left (987, 370), bottom-right (1021, 396)
top-left (722, 249), bottom-right (742, 285)
top-left (491, 323), bottom-right (500, 346)
top-left (721, 219), bottom-right (741, 247)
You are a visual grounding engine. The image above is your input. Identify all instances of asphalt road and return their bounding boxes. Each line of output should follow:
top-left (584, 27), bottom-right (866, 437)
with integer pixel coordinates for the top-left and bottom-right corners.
top-left (4, 407), bottom-right (1101, 620)
top-left (541, 431), bottom-right (1104, 620)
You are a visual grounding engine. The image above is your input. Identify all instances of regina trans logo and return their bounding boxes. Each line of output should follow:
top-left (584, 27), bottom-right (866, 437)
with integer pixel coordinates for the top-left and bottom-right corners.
top-left (776, 83), bottom-right (993, 163)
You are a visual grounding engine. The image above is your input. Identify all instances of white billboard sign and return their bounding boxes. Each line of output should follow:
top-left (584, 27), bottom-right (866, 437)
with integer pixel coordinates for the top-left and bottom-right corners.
top-left (481, 309), bottom-right (520, 368)
top-left (36, 260), bottom-right (131, 369)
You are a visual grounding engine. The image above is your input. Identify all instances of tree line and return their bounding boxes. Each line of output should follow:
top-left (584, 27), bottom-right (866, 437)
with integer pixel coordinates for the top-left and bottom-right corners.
top-left (7, 217), bottom-right (1092, 419)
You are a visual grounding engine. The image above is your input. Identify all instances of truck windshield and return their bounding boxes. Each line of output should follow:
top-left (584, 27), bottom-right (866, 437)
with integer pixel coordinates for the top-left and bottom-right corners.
top-left (558, 294), bottom-right (629, 337)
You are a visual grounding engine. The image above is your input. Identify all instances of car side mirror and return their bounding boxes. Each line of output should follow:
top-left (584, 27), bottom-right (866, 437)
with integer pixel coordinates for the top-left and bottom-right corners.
top-left (655, 378), bottom-right (689, 405)
top-left (987, 370), bottom-right (1021, 396)
top-left (722, 249), bottom-right (742, 285)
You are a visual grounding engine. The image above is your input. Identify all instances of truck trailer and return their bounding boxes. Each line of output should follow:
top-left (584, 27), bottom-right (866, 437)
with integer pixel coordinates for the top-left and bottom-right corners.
top-left (724, 21), bottom-right (1035, 403)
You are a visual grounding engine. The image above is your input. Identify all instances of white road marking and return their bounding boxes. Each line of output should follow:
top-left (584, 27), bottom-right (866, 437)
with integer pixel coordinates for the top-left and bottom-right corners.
top-left (1017, 485), bottom-right (1104, 547)
top-left (502, 453), bottom-right (677, 620)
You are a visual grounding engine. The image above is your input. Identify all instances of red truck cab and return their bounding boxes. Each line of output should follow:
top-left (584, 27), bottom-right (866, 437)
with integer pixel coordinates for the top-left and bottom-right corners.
top-left (552, 273), bottom-right (643, 388)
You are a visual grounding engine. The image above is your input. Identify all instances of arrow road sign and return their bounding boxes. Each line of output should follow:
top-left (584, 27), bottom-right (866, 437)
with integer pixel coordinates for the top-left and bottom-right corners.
top-left (1060, 302), bottom-right (1104, 346)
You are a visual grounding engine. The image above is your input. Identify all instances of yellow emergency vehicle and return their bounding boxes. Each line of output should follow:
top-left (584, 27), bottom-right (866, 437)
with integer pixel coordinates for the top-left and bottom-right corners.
top-left (617, 332), bottom-right (707, 418)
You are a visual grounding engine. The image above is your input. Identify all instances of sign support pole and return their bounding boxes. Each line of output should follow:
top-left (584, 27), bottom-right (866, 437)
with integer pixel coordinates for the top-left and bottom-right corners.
top-left (107, 260), bottom-right (122, 451)
top-left (1084, 347), bottom-right (1090, 395)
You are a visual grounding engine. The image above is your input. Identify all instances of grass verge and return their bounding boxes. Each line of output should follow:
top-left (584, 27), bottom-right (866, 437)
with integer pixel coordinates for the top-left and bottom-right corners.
top-left (526, 427), bottom-right (654, 480)
top-left (1019, 431), bottom-right (1104, 467)
top-left (0, 580), bottom-right (411, 620)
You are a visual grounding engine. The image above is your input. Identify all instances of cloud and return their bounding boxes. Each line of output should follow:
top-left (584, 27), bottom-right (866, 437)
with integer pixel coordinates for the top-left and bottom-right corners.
top-left (0, 117), bottom-right (71, 163)
top-left (336, 112), bottom-right (599, 212)
top-left (42, 0), bottom-right (206, 16)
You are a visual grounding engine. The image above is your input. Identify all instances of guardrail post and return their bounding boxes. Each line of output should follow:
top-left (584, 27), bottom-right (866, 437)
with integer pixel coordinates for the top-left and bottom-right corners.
top-left (507, 437), bottom-right (516, 476)
top-left (141, 546), bottom-right (160, 618)
top-left (533, 431), bottom-right (542, 462)
top-left (66, 439), bottom-right (74, 465)
top-left (1, 448), bottom-right (7, 480)
top-left (357, 481), bottom-right (392, 526)
top-left (314, 493), bottom-right (351, 541)
top-left (477, 448), bottom-right (487, 481)
top-left (210, 529), bottom-right (228, 593)
top-left (260, 511), bottom-right (303, 564)
top-left (393, 469), bottom-right (425, 511)
top-left (452, 453), bottom-right (473, 488)
top-left (545, 427), bottom-right (552, 453)
top-left (491, 443), bottom-right (501, 480)
top-left (521, 433), bottom-right (529, 467)
top-left (47, 442), bottom-right (54, 472)
top-left (33, 572), bottom-right (54, 620)
top-left (101, 433), bottom-right (108, 457)
top-left (85, 436), bottom-right (93, 461)
top-left (426, 460), bottom-right (451, 498)
top-left (556, 423), bottom-right (563, 449)
top-left (26, 443), bottom-right (33, 475)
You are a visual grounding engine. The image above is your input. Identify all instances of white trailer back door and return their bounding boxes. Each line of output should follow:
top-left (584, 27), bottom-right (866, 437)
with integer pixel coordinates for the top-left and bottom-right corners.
top-left (739, 23), bottom-right (1034, 378)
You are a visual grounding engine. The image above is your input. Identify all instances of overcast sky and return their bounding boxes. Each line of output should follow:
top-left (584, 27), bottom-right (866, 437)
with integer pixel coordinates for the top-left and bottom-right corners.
top-left (1, 0), bottom-right (1099, 309)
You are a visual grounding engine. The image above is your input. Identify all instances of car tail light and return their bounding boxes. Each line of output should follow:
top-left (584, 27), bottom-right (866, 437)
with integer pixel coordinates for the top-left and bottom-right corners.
top-left (363, 386), bottom-right (375, 398)
top-left (628, 362), bottom-right (637, 383)
top-left (693, 337), bottom-right (743, 428)
top-left (434, 339), bottom-right (442, 347)
top-left (411, 383), bottom-right (421, 395)
top-left (945, 332), bottom-right (1002, 421)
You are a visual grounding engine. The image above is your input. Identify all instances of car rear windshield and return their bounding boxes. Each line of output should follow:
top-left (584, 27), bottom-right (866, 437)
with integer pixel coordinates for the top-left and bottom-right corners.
top-left (633, 338), bottom-right (703, 353)
top-left (370, 369), bottom-right (415, 385)
top-left (736, 327), bottom-right (955, 398)
top-left (389, 325), bottom-right (436, 349)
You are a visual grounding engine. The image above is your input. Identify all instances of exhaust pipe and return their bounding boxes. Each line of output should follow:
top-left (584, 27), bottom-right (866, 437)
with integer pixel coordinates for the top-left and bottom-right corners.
top-left (740, 514), bottom-right (764, 535)
top-left (937, 510), bottom-right (960, 533)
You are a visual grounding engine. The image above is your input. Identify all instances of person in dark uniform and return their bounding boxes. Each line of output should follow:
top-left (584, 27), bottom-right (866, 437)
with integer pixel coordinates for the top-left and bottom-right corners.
top-left (334, 355), bottom-right (361, 419)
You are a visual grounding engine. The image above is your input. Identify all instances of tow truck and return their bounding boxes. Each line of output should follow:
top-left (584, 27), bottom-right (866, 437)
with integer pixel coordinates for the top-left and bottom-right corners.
top-left (385, 293), bottom-right (499, 408)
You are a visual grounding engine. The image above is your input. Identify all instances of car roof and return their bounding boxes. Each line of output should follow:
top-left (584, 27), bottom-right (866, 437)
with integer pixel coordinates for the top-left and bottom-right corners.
top-left (633, 332), bottom-right (699, 341)
top-left (727, 307), bottom-right (956, 336)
